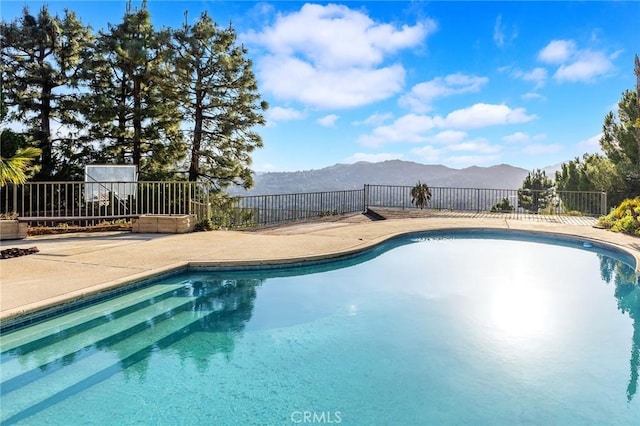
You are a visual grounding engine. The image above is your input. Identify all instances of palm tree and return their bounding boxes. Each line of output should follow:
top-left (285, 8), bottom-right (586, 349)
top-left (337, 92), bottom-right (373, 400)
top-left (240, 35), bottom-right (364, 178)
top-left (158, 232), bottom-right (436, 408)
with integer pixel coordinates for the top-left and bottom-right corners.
top-left (0, 147), bottom-right (41, 186)
top-left (410, 181), bottom-right (432, 209)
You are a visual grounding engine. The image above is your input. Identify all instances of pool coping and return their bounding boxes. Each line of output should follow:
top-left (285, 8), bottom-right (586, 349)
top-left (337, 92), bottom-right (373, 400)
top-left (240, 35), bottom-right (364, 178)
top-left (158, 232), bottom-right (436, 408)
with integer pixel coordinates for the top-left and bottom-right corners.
top-left (1, 218), bottom-right (639, 324)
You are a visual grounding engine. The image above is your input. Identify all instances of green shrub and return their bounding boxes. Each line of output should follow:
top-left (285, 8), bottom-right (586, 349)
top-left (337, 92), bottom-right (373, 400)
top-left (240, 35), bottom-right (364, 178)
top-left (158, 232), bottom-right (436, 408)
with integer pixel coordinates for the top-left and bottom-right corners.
top-left (597, 209), bottom-right (617, 229)
top-left (204, 194), bottom-right (259, 229)
top-left (611, 215), bottom-right (640, 235)
top-left (194, 218), bottom-right (214, 232)
top-left (490, 198), bottom-right (514, 213)
top-left (598, 198), bottom-right (640, 236)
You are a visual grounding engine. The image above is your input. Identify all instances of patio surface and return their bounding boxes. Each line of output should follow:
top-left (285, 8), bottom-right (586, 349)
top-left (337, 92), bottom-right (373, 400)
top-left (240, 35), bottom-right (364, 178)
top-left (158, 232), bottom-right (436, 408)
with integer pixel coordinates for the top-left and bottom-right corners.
top-left (1, 213), bottom-right (639, 322)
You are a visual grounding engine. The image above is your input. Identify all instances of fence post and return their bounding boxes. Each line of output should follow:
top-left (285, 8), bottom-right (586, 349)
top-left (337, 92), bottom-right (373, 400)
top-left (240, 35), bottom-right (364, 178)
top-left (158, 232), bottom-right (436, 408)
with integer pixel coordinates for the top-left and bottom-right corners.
top-left (601, 192), bottom-right (608, 216)
top-left (476, 189), bottom-right (480, 213)
top-left (363, 184), bottom-right (369, 213)
top-left (262, 196), bottom-right (267, 225)
top-left (12, 184), bottom-right (18, 214)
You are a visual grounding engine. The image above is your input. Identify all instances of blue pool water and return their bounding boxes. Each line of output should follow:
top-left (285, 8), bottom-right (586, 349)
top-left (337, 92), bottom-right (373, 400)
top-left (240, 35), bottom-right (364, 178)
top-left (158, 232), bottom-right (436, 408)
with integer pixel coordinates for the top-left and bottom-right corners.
top-left (1, 231), bottom-right (639, 425)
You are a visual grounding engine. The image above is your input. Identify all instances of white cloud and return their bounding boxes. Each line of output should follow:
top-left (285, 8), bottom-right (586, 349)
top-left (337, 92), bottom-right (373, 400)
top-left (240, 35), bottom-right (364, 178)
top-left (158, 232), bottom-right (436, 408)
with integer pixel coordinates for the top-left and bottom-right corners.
top-left (258, 56), bottom-right (406, 108)
top-left (575, 133), bottom-right (603, 152)
top-left (553, 50), bottom-right (614, 82)
top-left (493, 15), bottom-right (517, 48)
top-left (538, 39), bottom-right (615, 83)
top-left (503, 132), bottom-right (547, 143)
top-left (266, 106), bottom-right (306, 122)
top-left (448, 141), bottom-right (501, 154)
top-left (521, 67), bottom-right (547, 82)
top-left (247, 3), bottom-right (433, 67)
top-left (244, 3), bottom-right (436, 109)
top-left (441, 103), bottom-right (536, 129)
top-left (358, 103), bottom-right (536, 147)
top-left (513, 67), bottom-right (548, 88)
top-left (317, 114), bottom-right (339, 127)
top-left (410, 137), bottom-right (502, 166)
top-left (522, 144), bottom-right (563, 155)
top-left (425, 130), bottom-right (468, 144)
top-left (522, 92), bottom-right (546, 101)
top-left (399, 73), bottom-right (488, 113)
top-left (352, 112), bottom-right (394, 126)
top-left (503, 132), bottom-right (530, 143)
top-left (493, 15), bottom-right (505, 47)
top-left (344, 152), bottom-right (405, 163)
top-left (538, 40), bottom-right (576, 64)
top-left (410, 145), bottom-right (443, 163)
top-left (447, 154), bottom-right (501, 166)
top-left (358, 113), bottom-right (437, 147)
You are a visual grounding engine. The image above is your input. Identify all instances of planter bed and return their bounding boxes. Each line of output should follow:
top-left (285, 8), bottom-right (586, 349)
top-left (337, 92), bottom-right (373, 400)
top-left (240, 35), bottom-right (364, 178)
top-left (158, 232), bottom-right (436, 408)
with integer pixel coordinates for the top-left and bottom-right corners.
top-left (0, 220), bottom-right (28, 240)
top-left (132, 214), bottom-right (196, 234)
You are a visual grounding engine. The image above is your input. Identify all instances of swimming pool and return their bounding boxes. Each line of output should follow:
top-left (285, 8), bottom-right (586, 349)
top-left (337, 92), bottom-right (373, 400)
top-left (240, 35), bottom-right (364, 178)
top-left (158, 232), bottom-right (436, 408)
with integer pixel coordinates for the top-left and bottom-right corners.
top-left (1, 230), bottom-right (639, 425)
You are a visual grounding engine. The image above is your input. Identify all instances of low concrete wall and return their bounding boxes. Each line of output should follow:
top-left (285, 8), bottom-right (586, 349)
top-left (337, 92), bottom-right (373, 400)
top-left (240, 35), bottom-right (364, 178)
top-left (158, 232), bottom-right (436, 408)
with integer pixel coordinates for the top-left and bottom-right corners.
top-left (132, 214), bottom-right (197, 234)
top-left (0, 220), bottom-right (28, 240)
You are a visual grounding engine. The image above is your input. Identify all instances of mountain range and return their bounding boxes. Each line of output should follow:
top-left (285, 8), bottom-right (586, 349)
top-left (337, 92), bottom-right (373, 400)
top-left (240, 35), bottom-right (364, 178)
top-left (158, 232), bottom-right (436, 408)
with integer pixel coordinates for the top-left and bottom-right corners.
top-left (230, 160), bottom-right (563, 195)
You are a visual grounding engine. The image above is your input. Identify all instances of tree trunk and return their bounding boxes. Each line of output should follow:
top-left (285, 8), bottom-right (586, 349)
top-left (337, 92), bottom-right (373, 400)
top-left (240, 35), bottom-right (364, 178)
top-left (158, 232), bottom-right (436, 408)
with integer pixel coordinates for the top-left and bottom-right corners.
top-left (189, 86), bottom-right (204, 182)
top-left (37, 39), bottom-right (54, 178)
top-left (40, 85), bottom-right (53, 178)
top-left (133, 77), bottom-right (142, 173)
top-left (117, 78), bottom-right (127, 163)
top-left (635, 55), bottom-right (640, 165)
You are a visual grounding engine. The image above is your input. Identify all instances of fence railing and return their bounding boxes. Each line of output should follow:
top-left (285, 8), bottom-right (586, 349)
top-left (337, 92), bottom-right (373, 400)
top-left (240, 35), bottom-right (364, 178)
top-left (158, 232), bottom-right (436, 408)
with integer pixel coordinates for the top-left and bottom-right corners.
top-left (1, 181), bottom-right (210, 226)
top-left (0, 181), bottom-right (608, 229)
top-left (228, 189), bottom-right (365, 227)
top-left (363, 184), bottom-right (608, 216)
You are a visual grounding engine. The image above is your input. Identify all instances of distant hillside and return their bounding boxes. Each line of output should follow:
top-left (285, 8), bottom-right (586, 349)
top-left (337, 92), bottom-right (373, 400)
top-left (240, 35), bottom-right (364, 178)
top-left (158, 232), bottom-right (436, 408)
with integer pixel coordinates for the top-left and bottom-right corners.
top-left (542, 163), bottom-right (563, 177)
top-left (230, 160), bottom-right (551, 195)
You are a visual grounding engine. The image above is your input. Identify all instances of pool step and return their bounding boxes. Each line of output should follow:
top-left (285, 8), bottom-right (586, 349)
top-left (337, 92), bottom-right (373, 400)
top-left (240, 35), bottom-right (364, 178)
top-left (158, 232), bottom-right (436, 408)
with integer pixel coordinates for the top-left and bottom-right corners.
top-left (1, 282), bottom-right (188, 354)
top-left (0, 307), bottom-right (212, 425)
top-left (1, 293), bottom-right (198, 384)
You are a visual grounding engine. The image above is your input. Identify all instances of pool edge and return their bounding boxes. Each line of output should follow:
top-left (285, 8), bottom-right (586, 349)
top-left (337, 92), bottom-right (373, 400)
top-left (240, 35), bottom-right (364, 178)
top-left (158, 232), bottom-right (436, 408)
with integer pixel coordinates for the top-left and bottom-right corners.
top-left (2, 225), bottom-right (638, 326)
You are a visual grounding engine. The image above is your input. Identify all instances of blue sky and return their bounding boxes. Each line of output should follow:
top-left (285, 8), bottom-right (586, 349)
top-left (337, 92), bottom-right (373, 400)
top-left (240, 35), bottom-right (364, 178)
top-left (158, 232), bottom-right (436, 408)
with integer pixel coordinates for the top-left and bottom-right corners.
top-left (3, 1), bottom-right (639, 172)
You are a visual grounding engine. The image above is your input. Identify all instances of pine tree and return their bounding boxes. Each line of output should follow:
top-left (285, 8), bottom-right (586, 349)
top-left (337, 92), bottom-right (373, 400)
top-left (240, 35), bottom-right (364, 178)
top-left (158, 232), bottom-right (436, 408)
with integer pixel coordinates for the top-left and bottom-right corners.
top-left (600, 89), bottom-right (640, 194)
top-left (555, 153), bottom-right (624, 208)
top-left (1, 6), bottom-right (94, 179)
top-left (518, 169), bottom-right (554, 213)
top-left (556, 58), bottom-right (640, 205)
top-left (84, 1), bottom-right (185, 179)
top-left (173, 11), bottom-right (267, 188)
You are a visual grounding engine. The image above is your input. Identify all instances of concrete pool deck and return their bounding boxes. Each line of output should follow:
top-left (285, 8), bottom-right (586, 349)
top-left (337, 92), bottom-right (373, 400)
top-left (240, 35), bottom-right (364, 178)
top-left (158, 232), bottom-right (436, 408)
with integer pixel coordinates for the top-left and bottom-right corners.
top-left (2, 215), bottom-right (640, 322)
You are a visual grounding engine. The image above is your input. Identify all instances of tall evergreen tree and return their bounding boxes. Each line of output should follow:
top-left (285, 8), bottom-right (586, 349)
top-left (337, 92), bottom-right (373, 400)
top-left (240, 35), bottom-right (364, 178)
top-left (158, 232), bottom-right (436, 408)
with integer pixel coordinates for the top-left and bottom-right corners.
top-left (0, 6), bottom-right (94, 179)
top-left (555, 153), bottom-right (624, 208)
top-left (84, 1), bottom-right (184, 178)
top-left (555, 153), bottom-right (623, 193)
top-left (600, 89), bottom-right (640, 194)
top-left (556, 58), bottom-right (640, 205)
top-left (518, 169), bottom-right (554, 212)
top-left (173, 11), bottom-right (267, 188)
top-left (635, 54), bottom-right (640, 130)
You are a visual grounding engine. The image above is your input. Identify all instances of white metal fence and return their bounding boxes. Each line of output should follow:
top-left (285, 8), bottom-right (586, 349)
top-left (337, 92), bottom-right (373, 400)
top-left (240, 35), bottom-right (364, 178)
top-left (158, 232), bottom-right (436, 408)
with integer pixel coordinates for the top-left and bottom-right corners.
top-left (1, 181), bottom-right (210, 226)
top-left (0, 182), bottom-right (608, 229)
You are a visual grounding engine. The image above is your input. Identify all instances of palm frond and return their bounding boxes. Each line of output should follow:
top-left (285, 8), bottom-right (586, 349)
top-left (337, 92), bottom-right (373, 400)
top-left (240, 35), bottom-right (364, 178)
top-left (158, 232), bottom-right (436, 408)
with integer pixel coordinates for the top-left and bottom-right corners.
top-left (0, 147), bottom-right (42, 186)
